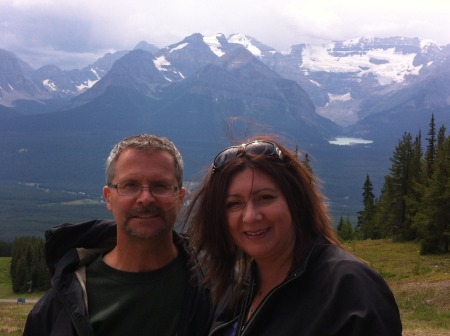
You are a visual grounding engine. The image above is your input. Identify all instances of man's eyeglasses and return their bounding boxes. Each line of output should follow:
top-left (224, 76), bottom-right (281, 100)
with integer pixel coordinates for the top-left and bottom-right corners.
top-left (109, 182), bottom-right (179, 198)
top-left (212, 140), bottom-right (283, 172)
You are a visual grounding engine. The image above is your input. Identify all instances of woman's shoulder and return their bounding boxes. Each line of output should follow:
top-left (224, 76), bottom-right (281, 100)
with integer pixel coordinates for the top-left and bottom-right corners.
top-left (312, 242), bottom-right (385, 283)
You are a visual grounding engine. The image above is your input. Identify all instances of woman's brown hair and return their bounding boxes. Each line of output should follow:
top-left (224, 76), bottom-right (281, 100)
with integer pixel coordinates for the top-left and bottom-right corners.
top-left (186, 135), bottom-right (341, 303)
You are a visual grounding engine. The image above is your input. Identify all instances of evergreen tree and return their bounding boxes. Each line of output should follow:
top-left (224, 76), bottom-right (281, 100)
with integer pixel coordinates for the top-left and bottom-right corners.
top-left (0, 240), bottom-right (12, 257)
top-left (374, 183), bottom-right (397, 237)
top-left (301, 152), bottom-right (313, 173)
top-left (376, 132), bottom-right (419, 240)
top-left (10, 236), bottom-right (50, 293)
top-left (357, 175), bottom-right (378, 239)
top-left (424, 114), bottom-right (436, 179)
top-left (404, 133), bottom-right (424, 240)
top-left (337, 216), bottom-right (354, 241)
top-left (12, 255), bottom-right (28, 292)
top-left (295, 145), bottom-right (313, 174)
top-left (416, 126), bottom-right (450, 253)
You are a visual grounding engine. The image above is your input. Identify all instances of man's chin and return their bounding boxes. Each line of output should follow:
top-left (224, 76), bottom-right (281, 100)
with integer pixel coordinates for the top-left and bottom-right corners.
top-left (123, 223), bottom-right (169, 240)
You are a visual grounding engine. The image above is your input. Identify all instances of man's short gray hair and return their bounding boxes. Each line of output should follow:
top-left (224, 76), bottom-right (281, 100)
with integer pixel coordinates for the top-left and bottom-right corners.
top-left (105, 134), bottom-right (184, 187)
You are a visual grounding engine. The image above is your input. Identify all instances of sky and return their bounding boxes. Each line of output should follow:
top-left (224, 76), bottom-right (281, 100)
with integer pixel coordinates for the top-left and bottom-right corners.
top-left (1, 0), bottom-right (450, 70)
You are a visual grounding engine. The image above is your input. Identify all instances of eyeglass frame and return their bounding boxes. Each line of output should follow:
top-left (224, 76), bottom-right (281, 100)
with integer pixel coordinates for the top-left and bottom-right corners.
top-left (212, 140), bottom-right (283, 173)
top-left (108, 182), bottom-right (179, 198)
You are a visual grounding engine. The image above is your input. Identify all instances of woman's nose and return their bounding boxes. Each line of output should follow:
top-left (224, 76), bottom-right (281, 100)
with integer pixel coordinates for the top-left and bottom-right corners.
top-left (241, 201), bottom-right (260, 222)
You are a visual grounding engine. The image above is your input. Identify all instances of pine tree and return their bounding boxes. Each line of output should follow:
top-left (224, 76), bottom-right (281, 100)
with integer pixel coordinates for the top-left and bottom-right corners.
top-left (301, 152), bottom-right (313, 173)
top-left (357, 174), bottom-right (378, 239)
top-left (376, 132), bottom-right (419, 240)
top-left (10, 236), bottom-right (50, 293)
top-left (294, 145), bottom-right (313, 173)
top-left (416, 126), bottom-right (450, 253)
top-left (0, 240), bottom-right (11, 257)
top-left (403, 133), bottom-right (424, 240)
top-left (424, 114), bottom-right (436, 179)
top-left (337, 216), bottom-right (354, 241)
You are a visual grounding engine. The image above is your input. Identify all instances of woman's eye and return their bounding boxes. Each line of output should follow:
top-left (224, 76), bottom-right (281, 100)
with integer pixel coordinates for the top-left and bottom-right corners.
top-left (226, 201), bottom-right (245, 211)
top-left (258, 194), bottom-right (275, 202)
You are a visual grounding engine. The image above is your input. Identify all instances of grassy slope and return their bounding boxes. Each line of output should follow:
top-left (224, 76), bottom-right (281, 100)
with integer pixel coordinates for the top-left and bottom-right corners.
top-left (345, 240), bottom-right (450, 334)
top-left (1, 241), bottom-right (449, 335)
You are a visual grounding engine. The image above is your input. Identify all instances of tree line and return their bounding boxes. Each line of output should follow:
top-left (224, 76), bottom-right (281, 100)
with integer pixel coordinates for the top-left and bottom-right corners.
top-left (0, 240), bottom-right (11, 256)
top-left (9, 236), bottom-right (50, 293)
top-left (338, 114), bottom-right (450, 254)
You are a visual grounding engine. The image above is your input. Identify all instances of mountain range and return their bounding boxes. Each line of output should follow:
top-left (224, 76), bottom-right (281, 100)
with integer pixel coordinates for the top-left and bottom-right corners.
top-left (1, 33), bottom-right (450, 223)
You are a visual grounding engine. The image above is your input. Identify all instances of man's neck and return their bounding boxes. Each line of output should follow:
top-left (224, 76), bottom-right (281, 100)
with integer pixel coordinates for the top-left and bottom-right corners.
top-left (103, 235), bottom-right (179, 272)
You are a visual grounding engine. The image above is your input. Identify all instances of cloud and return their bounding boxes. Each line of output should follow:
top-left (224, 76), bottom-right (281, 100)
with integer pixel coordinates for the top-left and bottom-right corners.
top-left (1, 0), bottom-right (449, 69)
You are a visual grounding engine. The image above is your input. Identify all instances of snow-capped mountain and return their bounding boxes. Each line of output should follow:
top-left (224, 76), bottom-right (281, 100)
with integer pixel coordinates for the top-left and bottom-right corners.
top-left (1, 33), bottom-right (449, 234)
top-left (257, 36), bottom-right (444, 125)
top-left (2, 33), bottom-right (449, 128)
top-left (0, 49), bottom-right (52, 107)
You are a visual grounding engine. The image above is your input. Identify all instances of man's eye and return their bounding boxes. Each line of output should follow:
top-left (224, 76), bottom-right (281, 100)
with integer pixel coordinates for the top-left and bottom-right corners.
top-left (152, 184), bottom-right (169, 191)
top-left (122, 183), bottom-right (140, 190)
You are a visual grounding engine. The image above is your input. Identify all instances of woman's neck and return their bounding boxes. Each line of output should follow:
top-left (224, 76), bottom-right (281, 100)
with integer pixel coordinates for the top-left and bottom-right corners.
top-left (255, 256), bottom-right (293, 295)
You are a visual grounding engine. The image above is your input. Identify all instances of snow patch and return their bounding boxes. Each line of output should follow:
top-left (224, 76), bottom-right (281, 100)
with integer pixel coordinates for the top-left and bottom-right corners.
top-left (154, 55), bottom-right (170, 71)
top-left (329, 92), bottom-right (352, 102)
top-left (43, 79), bottom-right (57, 91)
top-left (170, 43), bottom-right (188, 53)
top-left (76, 68), bottom-right (101, 91)
top-left (203, 34), bottom-right (225, 57)
top-left (76, 79), bottom-right (98, 91)
top-left (420, 39), bottom-right (436, 49)
top-left (228, 34), bottom-right (262, 56)
top-left (301, 44), bottom-right (422, 85)
top-left (90, 68), bottom-right (101, 79)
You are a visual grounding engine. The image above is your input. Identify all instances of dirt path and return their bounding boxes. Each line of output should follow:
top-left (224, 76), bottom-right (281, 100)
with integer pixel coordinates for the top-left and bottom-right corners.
top-left (396, 278), bottom-right (450, 291)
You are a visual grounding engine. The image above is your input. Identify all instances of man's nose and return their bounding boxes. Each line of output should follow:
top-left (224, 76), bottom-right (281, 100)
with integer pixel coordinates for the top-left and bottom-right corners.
top-left (136, 187), bottom-right (156, 203)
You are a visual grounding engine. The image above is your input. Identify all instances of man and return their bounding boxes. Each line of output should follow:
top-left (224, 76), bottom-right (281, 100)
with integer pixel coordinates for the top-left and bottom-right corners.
top-left (24, 134), bottom-right (213, 336)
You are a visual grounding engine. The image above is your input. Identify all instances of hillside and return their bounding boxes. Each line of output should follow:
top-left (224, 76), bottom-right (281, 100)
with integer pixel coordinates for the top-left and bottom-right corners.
top-left (1, 240), bottom-right (449, 335)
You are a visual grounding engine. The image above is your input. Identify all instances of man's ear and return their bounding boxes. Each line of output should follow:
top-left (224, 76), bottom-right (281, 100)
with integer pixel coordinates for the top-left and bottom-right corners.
top-left (103, 186), bottom-right (113, 211)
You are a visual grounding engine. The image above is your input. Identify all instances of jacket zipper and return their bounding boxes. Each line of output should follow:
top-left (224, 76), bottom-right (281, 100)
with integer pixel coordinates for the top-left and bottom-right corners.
top-left (237, 271), bottom-right (303, 336)
top-left (208, 316), bottom-right (240, 336)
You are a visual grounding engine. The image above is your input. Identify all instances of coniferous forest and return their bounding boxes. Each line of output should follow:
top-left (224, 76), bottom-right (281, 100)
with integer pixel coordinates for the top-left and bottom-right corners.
top-left (338, 115), bottom-right (450, 254)
top-left (9, 236), bottom-right (50, 293)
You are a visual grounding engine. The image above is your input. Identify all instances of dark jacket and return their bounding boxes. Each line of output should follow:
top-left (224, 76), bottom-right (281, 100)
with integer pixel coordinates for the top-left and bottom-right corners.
top-left (210, 236), bottom-right (402, 336)
top-left (23, 219), bottom-right (213, 336)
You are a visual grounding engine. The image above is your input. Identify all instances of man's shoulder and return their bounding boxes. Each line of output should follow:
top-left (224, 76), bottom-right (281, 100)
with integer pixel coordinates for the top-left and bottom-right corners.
top-left (45, 219), bottom-right (117, 274)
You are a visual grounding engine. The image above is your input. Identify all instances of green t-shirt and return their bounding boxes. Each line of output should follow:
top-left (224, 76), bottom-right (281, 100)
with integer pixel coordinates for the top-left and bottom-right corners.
top-left (86, 253), bottom-right (187, 336)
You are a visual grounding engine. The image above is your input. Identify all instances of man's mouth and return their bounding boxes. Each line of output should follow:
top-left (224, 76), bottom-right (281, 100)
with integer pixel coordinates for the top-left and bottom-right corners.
top-left (135, 213), bottom-right (158, 218)
top-left (129, 207), bottom-right (162, 219)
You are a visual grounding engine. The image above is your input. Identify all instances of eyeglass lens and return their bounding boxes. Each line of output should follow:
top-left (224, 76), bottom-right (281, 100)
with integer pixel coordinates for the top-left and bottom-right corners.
top-left (115, 183), bottom-right (175, 197)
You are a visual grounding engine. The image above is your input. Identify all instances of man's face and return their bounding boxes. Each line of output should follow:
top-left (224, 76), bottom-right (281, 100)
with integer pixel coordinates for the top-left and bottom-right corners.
top-left (103, 148), bottom-right (185, 241)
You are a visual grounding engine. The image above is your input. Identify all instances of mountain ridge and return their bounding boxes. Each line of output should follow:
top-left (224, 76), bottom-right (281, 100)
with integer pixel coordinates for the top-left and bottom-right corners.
top-left (1, 33), bottom-right (448, 129)
top-left (0, 33), bottom-right (449, 227)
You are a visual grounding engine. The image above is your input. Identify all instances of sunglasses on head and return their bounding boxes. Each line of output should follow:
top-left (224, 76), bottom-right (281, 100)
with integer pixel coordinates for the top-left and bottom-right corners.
top-left (212, 140), bottom-right (283, 172)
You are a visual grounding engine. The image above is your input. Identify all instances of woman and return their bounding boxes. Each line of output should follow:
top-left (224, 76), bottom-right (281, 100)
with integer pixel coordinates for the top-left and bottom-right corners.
top-left (186, 136), bottom-right (402, 336)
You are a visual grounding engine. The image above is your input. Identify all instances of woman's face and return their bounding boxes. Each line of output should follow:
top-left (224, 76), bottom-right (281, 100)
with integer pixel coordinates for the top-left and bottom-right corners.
top-left (225, 167), bottom-right (296, 263)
